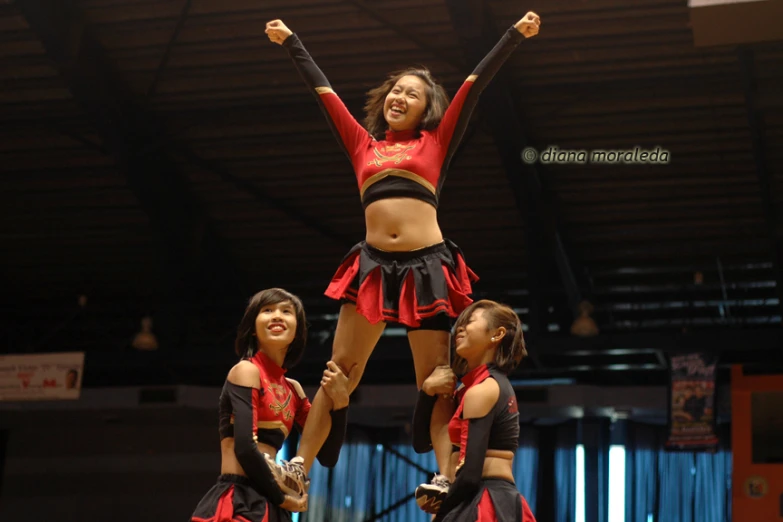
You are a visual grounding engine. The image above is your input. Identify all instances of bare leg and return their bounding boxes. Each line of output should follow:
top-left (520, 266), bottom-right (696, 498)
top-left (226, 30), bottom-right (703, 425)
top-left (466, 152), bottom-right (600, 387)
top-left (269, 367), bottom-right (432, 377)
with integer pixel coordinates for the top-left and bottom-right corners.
top-left (297, 303), bottom-right (385, 472)
top-left (408, 329), bottom-right (454, 480)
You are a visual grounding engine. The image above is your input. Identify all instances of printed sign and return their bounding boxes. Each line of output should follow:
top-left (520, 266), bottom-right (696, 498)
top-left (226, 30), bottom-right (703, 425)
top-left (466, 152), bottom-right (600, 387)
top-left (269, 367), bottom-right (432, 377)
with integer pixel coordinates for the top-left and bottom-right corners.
top-left (666, 353), bottom-right (719, 450)
top-left (0, 352), bottom-right (85, 401)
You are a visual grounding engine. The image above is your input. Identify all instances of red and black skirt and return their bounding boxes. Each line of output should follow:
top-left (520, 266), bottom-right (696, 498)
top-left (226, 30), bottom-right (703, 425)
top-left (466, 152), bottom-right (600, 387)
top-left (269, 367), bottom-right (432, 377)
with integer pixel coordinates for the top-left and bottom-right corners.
top-left (324, 239), bottom-right (479, 328)
top-left (190, 474), bottom-right (290, 522)
top-left (437, 479), bottom-right (536, 522)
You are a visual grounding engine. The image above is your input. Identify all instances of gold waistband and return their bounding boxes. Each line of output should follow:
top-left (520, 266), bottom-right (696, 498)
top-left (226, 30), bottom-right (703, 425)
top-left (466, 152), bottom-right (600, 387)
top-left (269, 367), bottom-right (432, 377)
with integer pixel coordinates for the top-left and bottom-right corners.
top-left (360, 168), bottom-right (436, 197)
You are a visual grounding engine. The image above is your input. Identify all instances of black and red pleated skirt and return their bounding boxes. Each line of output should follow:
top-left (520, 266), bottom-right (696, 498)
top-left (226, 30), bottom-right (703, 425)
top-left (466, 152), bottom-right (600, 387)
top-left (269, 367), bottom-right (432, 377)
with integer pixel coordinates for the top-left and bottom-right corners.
top-left (324, 239), bottom-right (479, 328)
top-left (436, 478), bottom-right (537, 522)
top-left (190, 474), bottom-right (290, 522)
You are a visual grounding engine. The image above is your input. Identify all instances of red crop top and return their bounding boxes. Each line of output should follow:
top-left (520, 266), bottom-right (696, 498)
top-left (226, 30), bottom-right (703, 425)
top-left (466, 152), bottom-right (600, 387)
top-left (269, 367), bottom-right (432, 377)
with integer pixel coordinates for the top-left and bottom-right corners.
top-left (283, 26), bottom-right (526, 209)
top-left (215, 350), bottom-right (348, 505)
top-left (219, 351), bottom-right (309, 449)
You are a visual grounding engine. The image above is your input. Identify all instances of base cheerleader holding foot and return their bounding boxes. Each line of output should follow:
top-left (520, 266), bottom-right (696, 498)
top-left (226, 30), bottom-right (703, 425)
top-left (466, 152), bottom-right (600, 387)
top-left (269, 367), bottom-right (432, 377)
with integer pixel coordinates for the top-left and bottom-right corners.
top-left (413, 300), bottom-right (538, 522)
top-left (189, 289), bottom-right (350, 521)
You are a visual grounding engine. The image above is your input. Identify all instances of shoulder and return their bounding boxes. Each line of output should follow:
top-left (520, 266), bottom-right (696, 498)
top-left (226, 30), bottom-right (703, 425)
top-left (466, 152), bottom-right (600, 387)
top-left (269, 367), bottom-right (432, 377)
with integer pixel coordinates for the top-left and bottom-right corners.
top-left (227, 360), bottom-right (261, 388)
top-left (488, 366), bottom-right (513, 390)
top-left (285, 377), bottom-right (307, 400)
top-left (463, 377), bottom-right (500, 419)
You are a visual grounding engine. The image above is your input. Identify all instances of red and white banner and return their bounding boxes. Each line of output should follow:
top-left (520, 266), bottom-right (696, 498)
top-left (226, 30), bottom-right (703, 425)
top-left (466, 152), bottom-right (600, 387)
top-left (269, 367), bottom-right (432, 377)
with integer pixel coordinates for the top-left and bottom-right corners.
top-left (0, 352), bottom-right (85, 401)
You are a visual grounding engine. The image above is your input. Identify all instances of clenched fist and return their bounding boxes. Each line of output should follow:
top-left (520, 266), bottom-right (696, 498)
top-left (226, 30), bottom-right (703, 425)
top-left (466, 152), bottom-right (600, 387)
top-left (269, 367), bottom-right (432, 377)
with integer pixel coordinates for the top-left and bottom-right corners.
top-left (422, 365), bottom-right (457, 399)
top-left (515, 11), bottom-right (541, 38)
top-left (321, 361), bottom-right (351, 410)
top-left (266, 19), bottom-right (293, 45)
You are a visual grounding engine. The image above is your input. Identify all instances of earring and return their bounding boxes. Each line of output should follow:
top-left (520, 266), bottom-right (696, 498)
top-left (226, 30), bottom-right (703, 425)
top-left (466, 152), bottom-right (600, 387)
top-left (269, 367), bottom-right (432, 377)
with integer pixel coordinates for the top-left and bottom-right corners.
top-left (491, 337), bottom-right (496, 341)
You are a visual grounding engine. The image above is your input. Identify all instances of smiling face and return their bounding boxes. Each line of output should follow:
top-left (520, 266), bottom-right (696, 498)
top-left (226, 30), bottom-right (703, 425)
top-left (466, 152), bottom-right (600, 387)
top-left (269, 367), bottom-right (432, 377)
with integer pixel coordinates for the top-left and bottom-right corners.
top-left (383, 75), bottom-right (428, 132)
top-left (254, 299), bottom-right (297, 355)
top-left (454, 308), bottom-right (498, 365)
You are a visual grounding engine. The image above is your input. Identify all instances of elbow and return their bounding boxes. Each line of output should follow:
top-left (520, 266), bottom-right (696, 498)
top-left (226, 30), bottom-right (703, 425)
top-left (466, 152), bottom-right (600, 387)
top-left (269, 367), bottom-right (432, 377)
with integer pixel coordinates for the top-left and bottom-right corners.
top-left (412, 437), bottom-right (432, 454)
top-left (316, 453), bottom-right (338, 469)
top-left (452, 474), bottom-right (480, 497)
top-left (410, 422), bottom-right (432, 453)
top-left (234, 439), bottom-right (259, 462)
top-left (463, 477), bottom-right (480, 492)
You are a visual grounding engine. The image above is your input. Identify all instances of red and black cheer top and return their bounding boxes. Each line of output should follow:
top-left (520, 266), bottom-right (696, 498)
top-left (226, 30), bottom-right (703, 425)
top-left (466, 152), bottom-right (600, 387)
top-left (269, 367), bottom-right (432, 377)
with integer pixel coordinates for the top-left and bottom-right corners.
top-left (283, 26), bottom-right (526, 209)
top-left (217, 351), bottom-right (346, 506)
top-left (413, 363), bottom-right (520, 520)
top-left (219, 351), bottom-right (310, 450)
top-left (448, 364), bottom-right (520, 465)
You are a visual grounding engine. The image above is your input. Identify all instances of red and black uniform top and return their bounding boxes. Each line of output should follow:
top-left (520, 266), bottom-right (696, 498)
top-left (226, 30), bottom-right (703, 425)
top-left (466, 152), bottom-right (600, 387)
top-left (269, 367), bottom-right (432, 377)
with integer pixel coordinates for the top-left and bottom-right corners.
top-left (413, 364), bottom-right (520, 520)
top-left (218, 351), bottom-right (346, 506)
top-left (282, 26), bottom-right (526, 209)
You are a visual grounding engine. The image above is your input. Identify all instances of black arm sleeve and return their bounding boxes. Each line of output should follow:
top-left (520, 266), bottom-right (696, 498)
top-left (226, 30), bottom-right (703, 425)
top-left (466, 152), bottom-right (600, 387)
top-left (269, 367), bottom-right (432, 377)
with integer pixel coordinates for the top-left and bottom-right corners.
top-left (468, 25), bottom-right (526, 94)
top-left (438, 25), bottom-right (526, 168)
top-left (434, 413), bottom-right (495, 520)
top-left (412, 389), bottom-right (438, 453)
top-left (282, 33), bottom-right (331, 91)
top-left (316, 406), bottom-right (348, 468)
top-left (226, 382), bottom-right (286, 505)
top-left (281, 33), bottom-right (368, 163)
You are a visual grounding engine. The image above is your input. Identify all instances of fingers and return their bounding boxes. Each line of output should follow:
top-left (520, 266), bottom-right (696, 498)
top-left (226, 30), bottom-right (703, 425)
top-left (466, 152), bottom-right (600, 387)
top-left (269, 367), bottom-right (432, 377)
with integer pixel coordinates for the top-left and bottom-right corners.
top-left (321, 366), bottom-right (345, 388)
top-left (266, 32), bottom-right (283, 44)
top-left (288, 494), bottom-right (308, 512)
top-left (265, 19), bottom-right (290, 45)
top-left (326, 360), bottom-right (344, 375)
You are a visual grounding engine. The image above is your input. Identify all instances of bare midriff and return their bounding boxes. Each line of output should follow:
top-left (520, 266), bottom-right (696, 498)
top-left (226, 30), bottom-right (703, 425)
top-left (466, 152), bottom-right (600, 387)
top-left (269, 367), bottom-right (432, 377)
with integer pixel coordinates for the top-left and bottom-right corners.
top-left (449, 449), bottom-right (516, 483)
top-left (219, 437), bottom-right (277, 476)
top-left (364, 198), bottom-right (443, 251)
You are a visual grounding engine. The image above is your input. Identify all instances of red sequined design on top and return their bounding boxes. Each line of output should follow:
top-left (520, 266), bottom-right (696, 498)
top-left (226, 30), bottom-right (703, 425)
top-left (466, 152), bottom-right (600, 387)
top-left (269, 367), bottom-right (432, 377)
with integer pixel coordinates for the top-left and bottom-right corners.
top-left (246, 351), bottom-right (310, 449)
top-left (317, 85), bottom-right (475, 209)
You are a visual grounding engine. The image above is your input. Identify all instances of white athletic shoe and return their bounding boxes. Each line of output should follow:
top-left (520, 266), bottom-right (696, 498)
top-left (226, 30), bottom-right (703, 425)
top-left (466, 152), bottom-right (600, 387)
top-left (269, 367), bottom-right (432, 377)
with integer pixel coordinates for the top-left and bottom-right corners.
top-left (264, 454), bottom-right (310, 498)
top-left (415, 473), bottom-right (451, 514)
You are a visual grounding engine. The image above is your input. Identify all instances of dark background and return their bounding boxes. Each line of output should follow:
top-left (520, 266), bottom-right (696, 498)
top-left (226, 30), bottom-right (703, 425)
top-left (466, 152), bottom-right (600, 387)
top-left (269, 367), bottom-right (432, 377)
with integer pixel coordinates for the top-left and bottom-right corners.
top-left (1, 0), bottom-right (781, 520)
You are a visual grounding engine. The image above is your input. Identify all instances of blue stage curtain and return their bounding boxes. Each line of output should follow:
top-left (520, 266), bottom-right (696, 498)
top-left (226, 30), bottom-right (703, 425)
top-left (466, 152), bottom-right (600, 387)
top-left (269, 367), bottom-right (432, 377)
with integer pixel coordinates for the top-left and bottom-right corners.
top-left (302, 423), bottom-right (555, 522)
top-left (624, 422), bottom-right (732, 522)
top-left (372, 442), bottom-right (437, 522)
top-left (304, 431), bottom-right (375, 522)
top-left (624, 421), bottom-right (659, 522)
top-left (555, 421), bottom-right (578, 522)
top-left (515, 426), bottom-right (540, 513)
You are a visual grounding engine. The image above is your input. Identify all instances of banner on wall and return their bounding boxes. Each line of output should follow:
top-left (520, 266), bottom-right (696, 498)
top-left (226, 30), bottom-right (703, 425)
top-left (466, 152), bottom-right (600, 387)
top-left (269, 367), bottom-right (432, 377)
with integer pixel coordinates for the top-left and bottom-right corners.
top-left (0, 352), bottom-right (85, 401)
top-left (666, 352), bottom-right (719, 450)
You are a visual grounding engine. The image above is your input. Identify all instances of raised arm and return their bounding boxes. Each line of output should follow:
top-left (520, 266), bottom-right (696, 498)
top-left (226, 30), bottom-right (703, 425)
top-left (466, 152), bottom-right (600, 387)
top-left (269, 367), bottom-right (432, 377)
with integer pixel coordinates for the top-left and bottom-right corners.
top-left (266, 19), bottom-right (370, 163)
top-left (434, 378), bottom-right (500, 521)
top-left (436, 12), bottom-right (541, 163)
top-left (226, 362), bottom-right (302, 510)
